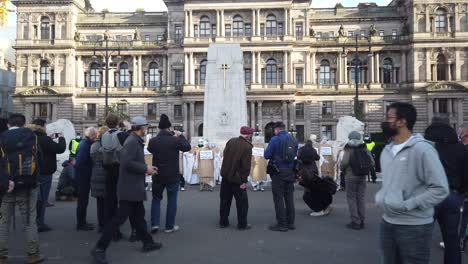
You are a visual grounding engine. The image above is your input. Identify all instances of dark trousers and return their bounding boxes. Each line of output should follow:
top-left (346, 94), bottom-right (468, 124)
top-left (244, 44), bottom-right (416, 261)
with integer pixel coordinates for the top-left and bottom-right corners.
top-left (271, 173), bottom-right (295, 227)
top-left (219, 180), bottom-right (249, 228)
top-left (345, 176), bottom-right (367, 224)
top-left (36, 174), bottom-right (52, 226)
top-left (367, 166), bottom-right (377, 182)
top-left (460, 198), bottom-right (468, 244)
top-left (151, 181), bottom-right (179, 229)
top-left (435, 192), bottom-right (463, 264)
top-left (380, 220), bottom-right (433, 264)
top-left (180, 174), bottom-right (185, 188)
top-left (76, 171), bottom-right (91, 227)
top-left (97, 200), bottom-right (153, 251)
top-left (103, 165), bottom-right (119, 225)
top-left (96, 197), bottom-right (106, 229)
top-left (303, 190), bottom-right (332, 212)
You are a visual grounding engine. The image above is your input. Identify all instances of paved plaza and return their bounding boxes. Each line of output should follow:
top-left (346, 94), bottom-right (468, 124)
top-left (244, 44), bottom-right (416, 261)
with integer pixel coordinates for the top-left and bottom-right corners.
top-left (5, 183), bottom-right (452, 264)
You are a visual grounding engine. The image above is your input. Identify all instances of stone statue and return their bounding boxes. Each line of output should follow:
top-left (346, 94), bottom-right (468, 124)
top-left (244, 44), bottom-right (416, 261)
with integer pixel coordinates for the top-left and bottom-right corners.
top-left (74, 31), bottom-right (80, 41)
top-left (338, 25), bottom-right (345, 37)
top-left (309, 27), bottom-right (315, 37)
top-left (369, 24), bottom-right (377, 36)
top-left (133, 28), bottom-right (140, 41)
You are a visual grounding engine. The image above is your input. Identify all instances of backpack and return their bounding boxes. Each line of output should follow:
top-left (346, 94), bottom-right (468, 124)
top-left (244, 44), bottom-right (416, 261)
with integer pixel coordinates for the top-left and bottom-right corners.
top-left (0, 131), bottom-right (39, 189)
top-left (349, 147), bottom-right (372, 176)
top-left (280, 135), bottom-right (297, 163)
top-left (101, 130), bottom-right (123, 166)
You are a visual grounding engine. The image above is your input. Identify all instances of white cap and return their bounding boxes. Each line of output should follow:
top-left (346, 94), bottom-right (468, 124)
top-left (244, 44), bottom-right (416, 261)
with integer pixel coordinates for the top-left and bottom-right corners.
top-left (131, 116), bottom-right (148, 126)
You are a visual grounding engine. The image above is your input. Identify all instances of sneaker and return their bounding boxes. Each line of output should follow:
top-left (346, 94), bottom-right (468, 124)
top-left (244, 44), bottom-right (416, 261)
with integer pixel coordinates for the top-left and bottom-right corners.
top-left (346, 222), bottom-right (362, 230)
top-left (164, 225), bottom-right (180, 233)
top-left (219, 223), bottom-right (230, 229)
top-left (439, 242), bottom-right (445, 249)
top-left (26, 254), bottom-right (45, 264)
top-left (268, 224), bottom-right (288, 232)
top-left (323, 206), bottom-right (333, 216)
top-left (91, 248), bottom-right (108, 264)
top-left (141, 242), bottom-right (163, 253)
top-left (180, 187), bottom-right (185, 191)
top-left (238, 224), bottom-right (252, 231)
top-left (309, 211), bottom-right (326, 217)
top-left (260, 187), bottom-right (265, 192)
top-left (37, 224), bottom-right (52, 233)
top-left (151, 226), bottom-right (159, 234)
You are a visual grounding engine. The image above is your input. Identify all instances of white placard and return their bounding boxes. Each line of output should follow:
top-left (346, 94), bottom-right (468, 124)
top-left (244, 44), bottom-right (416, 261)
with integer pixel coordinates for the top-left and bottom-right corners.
top-left (252, 147), bottom-right (265, 157)
top-left (200, 150), bottom-right (214, 160)
top-left (320, 147), bottom-right (333, 156)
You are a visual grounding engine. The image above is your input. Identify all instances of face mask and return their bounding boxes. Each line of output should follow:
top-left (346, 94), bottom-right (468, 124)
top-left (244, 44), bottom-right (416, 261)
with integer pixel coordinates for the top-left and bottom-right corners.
top-left (381, 121), bottom-right (398, 138)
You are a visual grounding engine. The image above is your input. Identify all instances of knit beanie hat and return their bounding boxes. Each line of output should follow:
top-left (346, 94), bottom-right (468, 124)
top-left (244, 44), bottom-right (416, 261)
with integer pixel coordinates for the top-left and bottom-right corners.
top-left (158, 114), bottom-right (172, 129)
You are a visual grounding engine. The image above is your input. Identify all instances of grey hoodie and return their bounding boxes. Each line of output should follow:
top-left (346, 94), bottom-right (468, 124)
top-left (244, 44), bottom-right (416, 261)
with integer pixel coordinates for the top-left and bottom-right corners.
top-left (375, 134), bottom-right (449, 225)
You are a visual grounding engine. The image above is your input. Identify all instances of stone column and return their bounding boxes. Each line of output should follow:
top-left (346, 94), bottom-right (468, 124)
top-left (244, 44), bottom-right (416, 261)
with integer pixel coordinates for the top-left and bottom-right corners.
top-left (27, 55), bottom-right (33, 86)
top-left (132, 56), bottom-right (138, 87)
top-left (454, 4), bottom-right (460, 32)
top-left (413, 49), bottom-right (419, 82)
top-left (54, 56), bottom-right (60, 87)
top-left (282, 101), bottom-right (288, 128)
top-left (256, 10), bottom-right (261, 36)
top-left (428, 99), bottom-right (434, 123)
top-left (448, 64), bottom-right (452, 81)
top-left (447, 98), bottom-right (453, 115)
top-left (337, 53), bottom-right (342, 84)
top-left (257, 52), bottom-right (261, 84)
top-left (184, 53), bottom-right (189, 84)
top-left (289, 51), bottom-right (293, 84)
top-left (138, 56), bottom-right (143, 86)
top-left (289, 102), bottom-right (296, 130)
top-left (77, 56), bottom-right (84, 88)
top-left (401, 52), bottom-right (406, 82)
top-left (434, 99), bottom-right (439, 113)
top-left (455, 49), bottom-right (461, 80)
top-left (311, 52), bottom-right (316, 85)
top-left (217, 10), bottom-right (221, 37)
top-left (425, 5), bottom-right (430, 32)
top-left (189, 52), bottom-right (195, 85)
top-left (252, 9), bottom-right (256, 37)
top-left (426, 49), bottom-right (431, 81)
top-left (257, 101), bottom-right (263, 132)
top-left (369, 52), bottom-right (374, 83)
top-left (374, 53), bottom-right (380, 83)
top-left (183, 102), bottom-right (188, 134)
top-left (189, 102), bottom-right (195, 138)
top-left (189, 11), bottom-right (194, 38)
top-left (221, 10), bottom-right (225, 37)
top-left (283, 51), bottom-right (288, 83)
top-left (250, 101), bottom-right (256, 127)
top-left (185, 11), bottom-right (189, 37)
top-left (305, 52), bottom-right (311, 83)
top-left (457, 98), bottom-right (463, 126)
top-left (252, 51), bottom-right (256, 83)
top-left (305, 9), bottom-right (309, 36)
top-left (343, 56), bottom-right (348, 84)
top-left (284, 9), bottom-right (288, 36)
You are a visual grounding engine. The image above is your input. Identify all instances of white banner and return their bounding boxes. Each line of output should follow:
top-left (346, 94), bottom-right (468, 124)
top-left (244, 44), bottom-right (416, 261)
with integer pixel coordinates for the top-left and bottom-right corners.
top-left (200, 150), bottom-right (214, 160)
top-left (320, 147), bottom-right (333, 156)
top-left (252, 147), bottom-right (265, 157)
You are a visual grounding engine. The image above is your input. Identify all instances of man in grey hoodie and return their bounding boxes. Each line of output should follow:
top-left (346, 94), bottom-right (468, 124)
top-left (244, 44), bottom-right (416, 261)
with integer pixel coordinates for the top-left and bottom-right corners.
top-left (376, 102), bottom-right (449, 264)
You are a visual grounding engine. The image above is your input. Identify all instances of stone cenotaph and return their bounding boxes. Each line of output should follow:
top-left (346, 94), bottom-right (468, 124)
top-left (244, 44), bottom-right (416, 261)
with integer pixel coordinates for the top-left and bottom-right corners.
top-left (203, 44), bottom-right (248, 148)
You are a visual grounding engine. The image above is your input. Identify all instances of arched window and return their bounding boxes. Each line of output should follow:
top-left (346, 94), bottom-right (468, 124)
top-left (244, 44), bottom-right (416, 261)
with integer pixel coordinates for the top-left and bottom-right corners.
top-left (200, 16), bottom-right (211, 37)
top-left (41, 17), bottom-right (50, 40)
top-left (437, 54), bottom-right (446, 81)
top-left (90, 63), bottom-right (101, 88)
top-left (149, 62), bottom-right (160, 87)
top-left (350, 59), bottom-right (361, 84)
top-left (382, 58), bottom-right (393, 84)
top-left (119, 62), bottom-right (130, 87)
top-left (233, 15), bottom-right (244, 36)
top-left (435, 8), bottom-right (447, 33)
top-left (200, 60), bottom-right (207, 85)
top-left (320, 60), bottom-right (331, 85)
top-left (266, 15), bottom-right (277, 36)
top-left (40, 60), bottom-right (50, 86)
top-left (266, 59), bottom-right (277, 85)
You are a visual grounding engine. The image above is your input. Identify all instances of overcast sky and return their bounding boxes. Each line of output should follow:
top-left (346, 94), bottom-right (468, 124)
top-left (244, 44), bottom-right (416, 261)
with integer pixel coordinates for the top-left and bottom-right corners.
top-left (0, 0), bottom-right (392, 61)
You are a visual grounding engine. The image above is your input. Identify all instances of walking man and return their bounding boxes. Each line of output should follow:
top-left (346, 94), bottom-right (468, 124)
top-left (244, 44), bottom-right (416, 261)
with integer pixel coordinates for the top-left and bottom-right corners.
top-left (91, 117), bottom-right (162, 264)
top-left (147, 114), bottom-right (191, 233)
top-left (376, 102), bottom-right (449, 264)
top-left (0, 114), bottom-right (45, 263)
top-left (219, 126), bottom-right (254, 230)
top-left (264, 122), bottom-right (298, 232)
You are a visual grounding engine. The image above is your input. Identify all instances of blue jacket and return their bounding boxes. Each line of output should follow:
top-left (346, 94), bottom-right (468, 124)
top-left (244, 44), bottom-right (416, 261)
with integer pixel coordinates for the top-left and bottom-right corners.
top-left (264, 131), bottom-right (298, 169)
top-left (75, 137), bottom-right (94, 180)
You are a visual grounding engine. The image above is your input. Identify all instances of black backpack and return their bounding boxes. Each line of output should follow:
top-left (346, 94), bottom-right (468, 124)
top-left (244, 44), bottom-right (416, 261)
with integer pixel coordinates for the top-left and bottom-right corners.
top-left (280, 135), bottom-right (297, 163)
top-left (349, 147), bottom-right (372, 176)
top-left (0, 131), bottom-right (39, 189)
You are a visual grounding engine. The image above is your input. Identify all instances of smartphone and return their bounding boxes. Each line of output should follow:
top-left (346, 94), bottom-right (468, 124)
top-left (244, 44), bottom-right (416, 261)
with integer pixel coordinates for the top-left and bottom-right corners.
top-left (55, 133), bottom-right (60, 138)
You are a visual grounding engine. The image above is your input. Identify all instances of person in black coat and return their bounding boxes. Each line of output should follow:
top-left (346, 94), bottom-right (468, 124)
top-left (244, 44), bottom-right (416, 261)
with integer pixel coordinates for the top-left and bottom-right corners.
top-left (424, 117), bottom-right (467, 264)
top-left (147, 114), bottom-right (191, 233)
top-left (297, 140), bottom-right (320, 174)
top-left (91, 126), bottom-right (109, 232)
top-left (29, 119), bottom-right (66, 233)
top-left (75, 127), bottom-right (98, 231)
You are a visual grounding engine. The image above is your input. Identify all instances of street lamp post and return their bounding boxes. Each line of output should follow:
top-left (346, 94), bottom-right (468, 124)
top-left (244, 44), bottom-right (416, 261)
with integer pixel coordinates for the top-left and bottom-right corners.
top-left (342, 34), bottom-right (372, 120)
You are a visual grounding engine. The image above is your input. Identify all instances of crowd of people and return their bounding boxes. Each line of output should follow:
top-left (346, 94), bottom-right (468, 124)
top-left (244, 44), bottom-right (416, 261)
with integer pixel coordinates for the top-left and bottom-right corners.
top-left (0, 101), bottom-right (466, 264)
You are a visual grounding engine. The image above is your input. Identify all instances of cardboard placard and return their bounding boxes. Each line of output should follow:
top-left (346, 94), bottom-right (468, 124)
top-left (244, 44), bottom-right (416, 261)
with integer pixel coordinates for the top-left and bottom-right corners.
top-left (320, 147), bottom-right (333, 156)
top-left (252, 147), bottom-right (265, 157)
top-left (199, 150), bottom-right (214, 160)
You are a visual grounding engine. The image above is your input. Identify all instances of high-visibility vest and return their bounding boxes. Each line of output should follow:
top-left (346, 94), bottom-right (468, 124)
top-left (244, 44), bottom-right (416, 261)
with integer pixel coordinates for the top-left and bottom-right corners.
top-left (366, 141), bottom-right (375, 152)
top-left (70, 139), bottom-right (80, 155)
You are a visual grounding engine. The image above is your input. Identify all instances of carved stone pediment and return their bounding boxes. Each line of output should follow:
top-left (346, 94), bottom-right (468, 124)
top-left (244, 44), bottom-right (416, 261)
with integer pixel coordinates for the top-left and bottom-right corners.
top-left (426, 82), bottom-right (467, 91)
top-left (20, 87), bottom-right (60, 96)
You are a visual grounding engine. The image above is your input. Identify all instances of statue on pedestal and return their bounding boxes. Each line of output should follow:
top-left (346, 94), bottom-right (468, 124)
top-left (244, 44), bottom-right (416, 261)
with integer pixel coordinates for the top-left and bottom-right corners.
top-left (369, 24), bottom-right (377, 36)
top-left (74, 31), bottom-right (80, 41)
top-left (133, 28), bottom-right (140, 41)
top-left (338, 25), bottom-right (345, 37)
top-left (309, 28), bottom-right (315, 37)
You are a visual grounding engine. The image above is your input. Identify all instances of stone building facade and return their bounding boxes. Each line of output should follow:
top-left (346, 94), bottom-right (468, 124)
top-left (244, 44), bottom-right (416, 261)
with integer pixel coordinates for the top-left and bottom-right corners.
top-left (11, 0), bottom-right (468, 142)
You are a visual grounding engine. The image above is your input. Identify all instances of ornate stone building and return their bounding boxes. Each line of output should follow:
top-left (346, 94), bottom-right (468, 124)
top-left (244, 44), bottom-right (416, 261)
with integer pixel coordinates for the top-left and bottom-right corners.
top-left (11, 0), bottom-right (468, 142)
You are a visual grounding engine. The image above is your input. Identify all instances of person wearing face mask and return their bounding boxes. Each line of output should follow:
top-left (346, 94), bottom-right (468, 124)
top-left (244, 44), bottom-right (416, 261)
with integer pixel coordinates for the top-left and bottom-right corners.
top-left (91, 116), bottom-right (162, 264)
top-left (219, 126), bottom-right (254, 230)
top-left (376, 102), bottom-right (449, 264)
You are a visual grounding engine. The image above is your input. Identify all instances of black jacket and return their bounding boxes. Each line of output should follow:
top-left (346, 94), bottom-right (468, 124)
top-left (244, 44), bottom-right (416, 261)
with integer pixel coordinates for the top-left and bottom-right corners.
top-left (297, 143), bottom-right (320, 175)
top-left (425, 123), bottom-right (468, 193)
top-left (118, 132), bottom-right (148, 202)
top-left (147, 130), bottom-right (191, 184)
top-left (28, 125), bottom-right (66, 175)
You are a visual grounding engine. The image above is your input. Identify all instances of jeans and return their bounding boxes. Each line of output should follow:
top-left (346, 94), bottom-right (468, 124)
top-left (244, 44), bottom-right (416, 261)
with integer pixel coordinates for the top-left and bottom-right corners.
top-left (460, 198), bottom-right (468, 243)
top-left (76, 170), bottom-right (91, 227)
top-left (97, 200), bottom-right (153, 250)
top-left (151, 182), bottom-right (179, 229)
top-left (0, 188), bottom-right (40, 256)
top-left (380, 220), bottom-right (433, 264)
top-left (96, 197), bottom-right (106, 229)
top-left (435, 192), bottom-right (463, 264)
top-left (36, 174), bottom-right (52, 227)
top-left (219, 180), bottom-right (249, 228)
top-left (345, 176), bottom-right (367, 224)
top-left (271, 171), bottom-right (295, 227)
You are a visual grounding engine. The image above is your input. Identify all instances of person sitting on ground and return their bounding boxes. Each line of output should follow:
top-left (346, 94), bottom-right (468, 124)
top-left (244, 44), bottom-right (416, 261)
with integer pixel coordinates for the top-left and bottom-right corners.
top-left (55, 159), bottom-right (76, 201)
